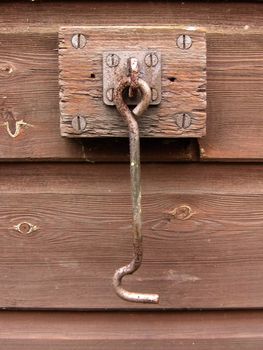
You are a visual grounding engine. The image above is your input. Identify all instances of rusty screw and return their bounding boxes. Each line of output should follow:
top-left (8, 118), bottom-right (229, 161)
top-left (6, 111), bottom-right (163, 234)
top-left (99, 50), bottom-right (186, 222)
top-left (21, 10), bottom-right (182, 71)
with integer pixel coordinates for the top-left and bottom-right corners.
top-left (176, 34), bottom-right (192, 50)
top-left (106, 53), bottom-right (120, 67)
top-left (144, 53), bottom-right (158, 67)
top-left (175, 113), bottom-right (192, 129)
top-left (72, 116), bottom-right (87, 132)
top-left (71, 34), bottom-right (87, 49)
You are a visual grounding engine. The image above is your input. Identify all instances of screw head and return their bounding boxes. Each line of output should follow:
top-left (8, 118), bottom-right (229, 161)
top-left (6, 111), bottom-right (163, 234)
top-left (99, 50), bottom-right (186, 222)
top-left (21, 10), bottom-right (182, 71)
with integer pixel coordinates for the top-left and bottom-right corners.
top-left (106, 54), bottom-right (120, 67)
top-left (106, 88), bottom-right (114, 102)
top-left (71, 116), bottom-right (87, 132)
top-left (176, 34), bottom-right (192, 50)
top-left (151, 88), bottom-right (158, 101)
top-left (144, 53), bottom-right (158, 67)
top-left (71, 34), bottom-right (87, 49)
top-left (175, 113), bottom-right (192, 129)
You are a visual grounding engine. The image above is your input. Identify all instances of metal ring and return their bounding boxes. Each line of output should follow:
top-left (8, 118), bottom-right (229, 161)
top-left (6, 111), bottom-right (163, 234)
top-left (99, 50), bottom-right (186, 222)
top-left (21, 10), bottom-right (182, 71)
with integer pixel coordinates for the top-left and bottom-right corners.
top-left (114, 77), bottom-right (152, 118)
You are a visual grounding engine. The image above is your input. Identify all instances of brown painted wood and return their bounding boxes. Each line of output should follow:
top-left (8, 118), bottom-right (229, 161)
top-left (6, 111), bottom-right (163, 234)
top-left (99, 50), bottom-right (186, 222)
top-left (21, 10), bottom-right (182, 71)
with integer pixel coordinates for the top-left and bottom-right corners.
top-left (0, 310), bottom-right (262, 349)
top-left (0, 32), bottom-right (84, 160)
top-left (59, 26), bottom-right (206, 138)
top-left (0, 30), bottom-right (197, 161)
top-left (199, 33), bottom-right (263, 161)
top-left (0, 162), bottom-right (262, 309)
top-left (0, 2), bottom-right (262, 32)
top-left (0, 2), bottom-right (262, 160)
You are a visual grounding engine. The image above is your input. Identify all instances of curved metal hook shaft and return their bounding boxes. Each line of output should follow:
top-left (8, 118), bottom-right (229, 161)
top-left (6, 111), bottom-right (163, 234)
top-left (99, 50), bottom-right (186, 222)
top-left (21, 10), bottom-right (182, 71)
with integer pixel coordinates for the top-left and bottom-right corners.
top-left (113, 76), bottom-right (159, 304)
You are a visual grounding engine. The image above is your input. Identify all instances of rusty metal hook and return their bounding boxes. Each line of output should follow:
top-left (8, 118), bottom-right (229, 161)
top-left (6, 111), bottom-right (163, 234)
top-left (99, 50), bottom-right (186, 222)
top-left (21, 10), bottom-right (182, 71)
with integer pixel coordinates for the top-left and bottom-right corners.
top-left (112, 64), bottom-right (159, 304)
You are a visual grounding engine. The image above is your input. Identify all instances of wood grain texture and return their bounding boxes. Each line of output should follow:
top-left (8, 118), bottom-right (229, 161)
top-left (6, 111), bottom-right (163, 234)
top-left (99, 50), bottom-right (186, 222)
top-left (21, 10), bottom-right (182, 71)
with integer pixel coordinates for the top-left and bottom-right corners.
top-left (0, 163), bottom-right (263, 309)
top-left (59, 27), bottom-right (206, 138)
top-left (0, 32), bottom-right (84, 160)
top-left (0, 2), bottom-right (263, 33)
top-left (199, 33), bottom-right (263, 160)
top-left (0, 310), bottom-right (263, 349)
top-left (0, 2), bottom-right (262, 159)
top-left (0, 31), bottom-right (197, 161)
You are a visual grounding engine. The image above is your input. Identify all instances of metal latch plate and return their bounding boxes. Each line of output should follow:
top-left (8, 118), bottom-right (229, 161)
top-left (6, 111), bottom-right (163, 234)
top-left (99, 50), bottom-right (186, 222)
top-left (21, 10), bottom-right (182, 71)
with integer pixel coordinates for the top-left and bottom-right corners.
top-left (59, 26), bottom-right (206, 138)
top-left (103, 51), bottom-right (161, 106)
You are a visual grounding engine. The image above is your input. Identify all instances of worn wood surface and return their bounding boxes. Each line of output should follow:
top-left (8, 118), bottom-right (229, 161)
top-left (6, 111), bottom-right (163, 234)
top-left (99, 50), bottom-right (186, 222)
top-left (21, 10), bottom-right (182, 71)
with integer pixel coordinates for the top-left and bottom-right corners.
top-left (0, 2), bottom-right (262, 159)
top-left (0, 310), bottom-right (262, 349)
top-left (0, 30), bottom-right (198, 161)
top-left (0, 162), bottom-right (262, 309)
top-left (59, 27), bottom-right (206, 138)
top-left (199, 33), bottom-right (263, 160)
top-left (0, 1), bottom-right (262, 346)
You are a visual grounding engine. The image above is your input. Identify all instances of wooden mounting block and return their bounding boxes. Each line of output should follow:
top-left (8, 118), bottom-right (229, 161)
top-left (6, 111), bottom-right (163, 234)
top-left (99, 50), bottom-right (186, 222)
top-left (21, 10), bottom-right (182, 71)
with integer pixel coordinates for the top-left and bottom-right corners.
top-left (59, 26), bottom-right (206, 138)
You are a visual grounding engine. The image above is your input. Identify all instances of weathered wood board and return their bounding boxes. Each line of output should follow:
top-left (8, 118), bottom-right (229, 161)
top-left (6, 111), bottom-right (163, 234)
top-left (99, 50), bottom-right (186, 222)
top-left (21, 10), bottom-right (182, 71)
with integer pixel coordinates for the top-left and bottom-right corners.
top-left (0, 29), bottom-right (197, 161)
top-left (0, 163), bottom-right (263, 309)
top-left (0, 2), bottom-right (263, 159)
top-left (199, 33), bottom-right (263, 161)
top-left (0, 311), bottom-right (262, 350)
top-left (0, 1), bottom-right (263, 348)
top-left (59, 26), bottom-right (206, 138)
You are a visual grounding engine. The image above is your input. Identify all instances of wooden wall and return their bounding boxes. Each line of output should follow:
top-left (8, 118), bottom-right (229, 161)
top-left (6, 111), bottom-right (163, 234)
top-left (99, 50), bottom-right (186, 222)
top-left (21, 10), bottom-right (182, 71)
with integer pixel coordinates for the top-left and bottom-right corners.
top-left (0, 1), bottom-right (263, 161)
top-left (1, 163), bottom-right (263, 309)
top-left (0, 1), bottom-right (263, 348)
top-left (1, 311), bottom-right (263, 349)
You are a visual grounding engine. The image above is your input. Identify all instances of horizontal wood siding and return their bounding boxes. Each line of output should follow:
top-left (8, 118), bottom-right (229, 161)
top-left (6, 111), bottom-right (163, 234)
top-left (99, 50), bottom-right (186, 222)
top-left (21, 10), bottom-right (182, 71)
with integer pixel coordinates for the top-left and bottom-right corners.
top-left (0, 311), bottom-right (262, 349)
top-left (0, 2), bottom-right (262, 348)
top-left (0, 2), bottom-right (262, 160)
top-left (0, 163), bottom-right (262, 309)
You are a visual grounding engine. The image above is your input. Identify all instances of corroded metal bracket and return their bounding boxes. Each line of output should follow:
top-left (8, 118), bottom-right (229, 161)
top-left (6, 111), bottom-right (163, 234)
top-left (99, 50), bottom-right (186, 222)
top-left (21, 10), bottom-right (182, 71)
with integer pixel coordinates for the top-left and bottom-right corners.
top-left (103, 51), bottom-right (161, 106)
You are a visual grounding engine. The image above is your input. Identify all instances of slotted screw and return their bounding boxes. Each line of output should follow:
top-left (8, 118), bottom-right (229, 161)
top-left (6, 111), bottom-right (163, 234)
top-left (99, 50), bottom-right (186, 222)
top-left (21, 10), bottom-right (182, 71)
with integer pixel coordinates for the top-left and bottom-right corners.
top-left (175, 113), bottom-right (192, 129)
top-left (176, 34), bottom-right (192, 50)
top-left (106, 88), bottom-right (114, 102)
top-left (71, 34), bottom-right (87, 49)
top-left (106, 54), bottom-right (120, 67)
top-left (72, 116), bottom-right (87, 132)
top-left (144, 53), bottom-right (158, 67)
top-left (151, 88), bottom-right (158, 101)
